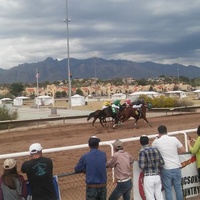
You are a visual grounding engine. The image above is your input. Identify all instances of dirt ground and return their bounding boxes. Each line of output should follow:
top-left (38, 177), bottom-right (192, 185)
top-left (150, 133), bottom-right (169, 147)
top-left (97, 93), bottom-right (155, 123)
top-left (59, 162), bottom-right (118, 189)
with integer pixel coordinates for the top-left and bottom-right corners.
top-left (0, 112), bottom-right (199, 176)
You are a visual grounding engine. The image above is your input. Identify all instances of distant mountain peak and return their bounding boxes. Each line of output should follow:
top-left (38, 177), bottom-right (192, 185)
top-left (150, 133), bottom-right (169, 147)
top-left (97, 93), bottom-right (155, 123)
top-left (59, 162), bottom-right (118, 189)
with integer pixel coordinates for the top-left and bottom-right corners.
top-left (0, 57), bottom-right (199, 84)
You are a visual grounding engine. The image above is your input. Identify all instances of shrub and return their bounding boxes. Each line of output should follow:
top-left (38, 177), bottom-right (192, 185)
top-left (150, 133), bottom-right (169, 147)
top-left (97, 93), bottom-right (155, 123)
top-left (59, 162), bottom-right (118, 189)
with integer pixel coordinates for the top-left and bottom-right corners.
top-left (138, 95), bottom-right (193, 108)
top-left (0, 106), bottom-right (18, 130)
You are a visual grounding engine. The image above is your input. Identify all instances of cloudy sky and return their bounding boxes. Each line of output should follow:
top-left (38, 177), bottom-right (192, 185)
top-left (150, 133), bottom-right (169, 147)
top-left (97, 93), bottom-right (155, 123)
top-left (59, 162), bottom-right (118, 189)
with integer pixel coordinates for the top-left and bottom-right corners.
top-left (1, 0), bottom-right (200, 69)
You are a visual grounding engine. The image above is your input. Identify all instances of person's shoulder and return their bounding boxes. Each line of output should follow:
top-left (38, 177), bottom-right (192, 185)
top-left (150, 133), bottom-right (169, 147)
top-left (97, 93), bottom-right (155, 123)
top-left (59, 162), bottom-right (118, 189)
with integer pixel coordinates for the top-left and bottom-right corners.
top-left (170, 136), bottom-right (181, 142)
top-left (80, 150), bottom-right (92, 158)
top-left (99, 149), bottom-right (106, 155)
top-left (152, 138), bottom-right (159, 145)
top-left (38, 156), bottom-right (53, 162)
top-left (22, 159), bottom-right (31, 166)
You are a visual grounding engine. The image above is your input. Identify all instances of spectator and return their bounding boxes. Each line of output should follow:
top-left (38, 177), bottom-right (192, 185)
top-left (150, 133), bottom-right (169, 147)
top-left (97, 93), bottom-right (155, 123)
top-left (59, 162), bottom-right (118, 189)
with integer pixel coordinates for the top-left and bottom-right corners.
top-left (0, 158), bottom-right (27, 200)
top-left (75, 136), bottom-right (107, 200)
top-left (152, 125), bottom-right (186, 200)
top-left (21, 143), bottom-right (57, 200)
top-left (138, 135), bottom-right (164, 200)
top-left (187, 125), bottom-right (200, 179)
top-left (107, 139), bottom-right (134, 200)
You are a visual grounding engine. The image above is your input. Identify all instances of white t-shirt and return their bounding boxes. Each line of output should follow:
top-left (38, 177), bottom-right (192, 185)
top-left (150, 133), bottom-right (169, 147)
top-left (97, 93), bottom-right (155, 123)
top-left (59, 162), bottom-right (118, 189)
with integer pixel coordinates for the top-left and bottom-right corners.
top-left (152, 135), bottom-right (183, 169)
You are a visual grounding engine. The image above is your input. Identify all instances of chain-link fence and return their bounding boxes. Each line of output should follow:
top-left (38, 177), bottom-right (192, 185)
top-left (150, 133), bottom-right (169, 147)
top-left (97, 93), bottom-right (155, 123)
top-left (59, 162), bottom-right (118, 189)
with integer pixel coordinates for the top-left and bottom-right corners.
top-left (57, 170), bottom-right (133, 200)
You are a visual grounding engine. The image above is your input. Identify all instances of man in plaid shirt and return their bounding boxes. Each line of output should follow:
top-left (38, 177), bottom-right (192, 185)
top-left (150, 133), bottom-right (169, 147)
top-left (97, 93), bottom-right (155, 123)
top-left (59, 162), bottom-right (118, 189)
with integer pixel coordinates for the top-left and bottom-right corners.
top-left (138, 135), bottom-right (164, 200)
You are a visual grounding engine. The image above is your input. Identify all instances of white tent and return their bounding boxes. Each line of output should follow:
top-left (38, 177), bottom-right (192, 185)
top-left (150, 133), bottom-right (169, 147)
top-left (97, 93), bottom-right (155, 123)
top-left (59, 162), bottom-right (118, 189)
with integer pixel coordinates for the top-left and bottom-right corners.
top-left (0, 98), bottom-right (12, 105)
top-left (111, 93), bottom-right (126, 101)
top-left (128, 91), bottom-right (160, 101)
top-left (13, 96), bottom-right (29, 106)
top-left (35, 96), bottom-right (54, 106)
top-left (71, 94), bottom-right (85, 106)
top-left (165, 91), bottom-right (187, 98)
top-left (193, 90), bottom-right (200, 99)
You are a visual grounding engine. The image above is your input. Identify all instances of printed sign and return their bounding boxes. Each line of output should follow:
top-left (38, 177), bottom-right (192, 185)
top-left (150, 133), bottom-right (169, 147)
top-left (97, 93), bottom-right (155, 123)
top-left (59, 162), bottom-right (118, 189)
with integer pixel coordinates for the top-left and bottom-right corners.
top-left (133, 154), bottom-right (200, 199)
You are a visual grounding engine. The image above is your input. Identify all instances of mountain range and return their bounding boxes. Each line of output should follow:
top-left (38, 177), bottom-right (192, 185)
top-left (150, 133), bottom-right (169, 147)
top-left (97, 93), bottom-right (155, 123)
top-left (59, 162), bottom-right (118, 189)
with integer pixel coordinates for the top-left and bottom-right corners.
top-left (0, 57), bottom-right (200, 84)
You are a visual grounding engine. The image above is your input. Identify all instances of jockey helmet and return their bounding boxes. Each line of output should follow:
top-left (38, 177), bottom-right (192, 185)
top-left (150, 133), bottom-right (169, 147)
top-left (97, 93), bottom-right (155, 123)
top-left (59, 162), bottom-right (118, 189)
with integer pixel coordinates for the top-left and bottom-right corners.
top-left (125, 99), bottom-right (131, 105)
top-left (113, 99), bottom-right (121, 105)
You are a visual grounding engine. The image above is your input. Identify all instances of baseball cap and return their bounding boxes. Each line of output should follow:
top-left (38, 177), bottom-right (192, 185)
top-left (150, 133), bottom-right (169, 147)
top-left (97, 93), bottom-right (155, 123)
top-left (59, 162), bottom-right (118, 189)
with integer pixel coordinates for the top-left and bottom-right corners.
top-left (3, 159), bottom-right (16, 170)
top-left (29, 143), bottom-right (43, 154)
top-left (88, 136), bottom-right (101, 147)
top-left (113, 139), bottom-right (123, 150)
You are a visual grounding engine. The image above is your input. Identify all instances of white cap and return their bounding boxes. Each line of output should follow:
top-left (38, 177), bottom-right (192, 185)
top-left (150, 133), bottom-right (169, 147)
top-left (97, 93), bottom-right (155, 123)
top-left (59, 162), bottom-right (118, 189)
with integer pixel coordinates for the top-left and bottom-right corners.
top-left (3, 159), bottom-right (16, 169)
top-left (29, 143), bottom-right (43, 154)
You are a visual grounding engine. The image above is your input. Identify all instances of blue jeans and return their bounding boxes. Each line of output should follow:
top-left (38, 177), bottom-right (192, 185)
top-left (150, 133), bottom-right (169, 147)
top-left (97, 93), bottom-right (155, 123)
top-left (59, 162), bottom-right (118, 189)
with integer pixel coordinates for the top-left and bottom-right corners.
top-left (161, 168), bottom-right (183, 200)
top-left (108, 179), bottom-right (132, 200)
top-left (86, 186), bottom-right (107, 200)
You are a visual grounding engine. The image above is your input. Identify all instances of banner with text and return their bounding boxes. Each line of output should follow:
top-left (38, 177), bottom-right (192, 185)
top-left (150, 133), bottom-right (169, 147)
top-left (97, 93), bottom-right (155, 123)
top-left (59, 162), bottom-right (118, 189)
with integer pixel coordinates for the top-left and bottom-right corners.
top-left (133, 154), bottom-right (200, 200)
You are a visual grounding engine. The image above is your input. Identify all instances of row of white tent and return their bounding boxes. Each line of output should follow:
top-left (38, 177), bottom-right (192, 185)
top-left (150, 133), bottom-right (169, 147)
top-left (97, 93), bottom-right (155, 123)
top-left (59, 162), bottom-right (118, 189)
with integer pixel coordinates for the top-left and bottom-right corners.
top-left (0, 94), bottom-right (86, 106)
top-left (111, 90), bottom-right (200, 101)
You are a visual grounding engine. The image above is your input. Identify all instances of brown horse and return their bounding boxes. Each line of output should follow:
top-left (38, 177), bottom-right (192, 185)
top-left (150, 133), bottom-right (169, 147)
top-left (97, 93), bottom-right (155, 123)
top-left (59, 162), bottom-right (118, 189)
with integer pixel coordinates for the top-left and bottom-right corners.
top-left (118, 104), bottom-right (152, 127)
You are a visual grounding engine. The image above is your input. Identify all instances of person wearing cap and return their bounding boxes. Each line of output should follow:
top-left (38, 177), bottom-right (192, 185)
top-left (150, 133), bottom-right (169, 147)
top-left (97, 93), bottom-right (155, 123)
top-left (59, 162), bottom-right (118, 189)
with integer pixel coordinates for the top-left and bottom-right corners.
top-left (138, 135), bottom-right (164, 200)
top-left (124, 99), bottom-right (132, 108)
top-left (21, 143), bottom-right (57, 200)
top-left (107, 139), bottom-right (134, 200)
top-left (75, 136), bottom-right (107, 200)
top-left (102, 100), bottom-right (111, 109)
top-left (0, 158), bottom-right (27, 200)
top-left (111, 99), bottom-right (121, 113)
top-left (152, 125), bottom-right (186, 200)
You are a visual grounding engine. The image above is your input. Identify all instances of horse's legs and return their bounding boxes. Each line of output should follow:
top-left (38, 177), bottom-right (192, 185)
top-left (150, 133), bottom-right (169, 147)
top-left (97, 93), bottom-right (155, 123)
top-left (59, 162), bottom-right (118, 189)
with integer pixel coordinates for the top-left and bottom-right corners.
top-left (142, 116), bottom-right (152, 127)
top-left (133, 118), bottom-right (139, 127)
top-left (112, 113), bottom-right (122, 128)
top-left (102, 117), bottom-right (107, 127)
top-left (92, 116), bottom-right (98, 126)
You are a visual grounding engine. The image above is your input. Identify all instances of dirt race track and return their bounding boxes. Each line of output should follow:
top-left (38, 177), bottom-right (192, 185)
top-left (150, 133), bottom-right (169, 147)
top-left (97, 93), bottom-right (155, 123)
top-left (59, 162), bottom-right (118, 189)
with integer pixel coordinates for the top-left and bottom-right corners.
top-left (0, 112), bottom-right (200, 199)
top-left (0, 112), bottom-right (199, 175)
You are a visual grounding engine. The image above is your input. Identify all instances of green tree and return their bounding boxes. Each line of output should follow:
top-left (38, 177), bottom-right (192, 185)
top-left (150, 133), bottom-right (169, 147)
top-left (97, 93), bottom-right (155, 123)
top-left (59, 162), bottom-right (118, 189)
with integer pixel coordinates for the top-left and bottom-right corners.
top-left (137, 78), bottom-right (148, 86)
top-left (9, 83), bottom-right (25, 97)
top-left (61, 91), bottom-right (67, 97)
top-left (76, 88), bottom-right (84, 96)
top-left (55, 91), bottom-right (62, 98)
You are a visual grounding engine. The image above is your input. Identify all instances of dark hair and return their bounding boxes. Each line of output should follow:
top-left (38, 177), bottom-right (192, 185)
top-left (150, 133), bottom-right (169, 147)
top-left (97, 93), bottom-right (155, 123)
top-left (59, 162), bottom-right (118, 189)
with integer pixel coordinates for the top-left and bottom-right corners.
top-left (197, 125), bottom-right (200, 136)
top-left (140, 136), bottom-right (149, 146)
top-left (88, 137), bottom-right (100, 148)
top-left (2, 166), bottom-right (18, 189)
top-left (158, 125), bottom-right (167, 135)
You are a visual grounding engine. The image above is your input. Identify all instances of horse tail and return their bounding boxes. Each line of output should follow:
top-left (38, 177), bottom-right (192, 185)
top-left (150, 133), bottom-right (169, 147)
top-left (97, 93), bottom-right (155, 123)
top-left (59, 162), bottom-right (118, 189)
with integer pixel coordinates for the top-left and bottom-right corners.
top-left (87, 112), bottom-right (94, 121)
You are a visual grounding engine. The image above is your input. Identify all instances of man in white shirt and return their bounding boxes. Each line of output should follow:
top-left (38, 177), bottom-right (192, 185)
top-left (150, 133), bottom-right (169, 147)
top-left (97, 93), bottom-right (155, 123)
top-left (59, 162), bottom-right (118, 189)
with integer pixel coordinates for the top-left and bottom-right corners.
top-left (152, 125), bottom-right (186, 200)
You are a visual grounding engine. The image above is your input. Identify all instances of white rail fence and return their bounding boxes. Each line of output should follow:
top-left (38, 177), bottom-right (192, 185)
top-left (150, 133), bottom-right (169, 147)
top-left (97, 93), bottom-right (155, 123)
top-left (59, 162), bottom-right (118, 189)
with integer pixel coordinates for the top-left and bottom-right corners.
top-left (0, 128), bottom-right (197, 160)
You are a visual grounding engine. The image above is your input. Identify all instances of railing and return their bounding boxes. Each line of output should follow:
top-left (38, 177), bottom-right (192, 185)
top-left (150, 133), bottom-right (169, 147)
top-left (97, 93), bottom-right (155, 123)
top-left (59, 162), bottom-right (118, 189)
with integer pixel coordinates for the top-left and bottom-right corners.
top-left (0, 115), bottom-right (88, 131)
top-left (150, 105), bottom-right (200, 115)
top-left (0, 128), bottom-right (197, 200)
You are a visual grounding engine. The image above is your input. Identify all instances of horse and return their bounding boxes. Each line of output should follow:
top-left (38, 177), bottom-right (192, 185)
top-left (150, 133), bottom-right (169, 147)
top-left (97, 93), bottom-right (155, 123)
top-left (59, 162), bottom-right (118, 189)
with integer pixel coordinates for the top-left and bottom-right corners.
top-left (87, 109), bottom-right (107, 127)
top-left (118, 104), bottom-right (152, 127)
top-left (87, 105), bottom-right (125, 128)
top-left (100, 105), bottom-right (126, 128)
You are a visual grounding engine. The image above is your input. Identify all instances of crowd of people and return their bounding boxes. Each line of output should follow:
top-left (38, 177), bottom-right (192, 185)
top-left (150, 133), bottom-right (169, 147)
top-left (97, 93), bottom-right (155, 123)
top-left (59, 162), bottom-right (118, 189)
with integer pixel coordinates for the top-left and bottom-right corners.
top-left (0, 124), bottom-right (200, 200)
top-left (73, 124), bottom-right (199, 200)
